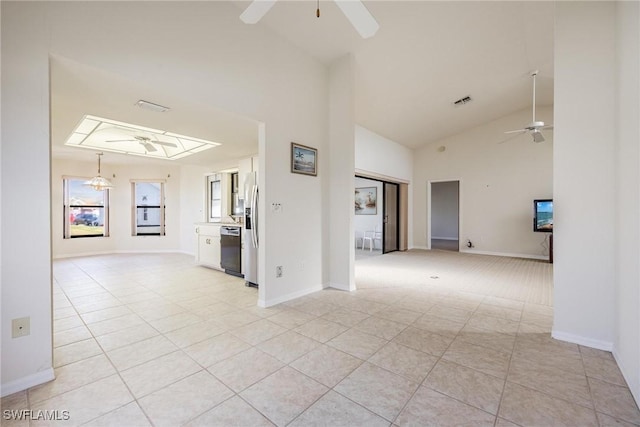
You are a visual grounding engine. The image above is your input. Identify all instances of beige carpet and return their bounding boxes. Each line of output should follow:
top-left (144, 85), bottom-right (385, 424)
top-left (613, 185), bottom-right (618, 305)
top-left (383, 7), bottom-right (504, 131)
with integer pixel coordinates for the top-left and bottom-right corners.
top-left (355, 249), bottom-right (553, 306)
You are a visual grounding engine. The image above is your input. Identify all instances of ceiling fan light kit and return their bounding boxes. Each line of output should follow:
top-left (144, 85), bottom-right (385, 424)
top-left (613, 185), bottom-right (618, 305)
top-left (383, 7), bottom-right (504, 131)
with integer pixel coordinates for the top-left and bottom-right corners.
top-left (240, 0), bottom-right (379, 39)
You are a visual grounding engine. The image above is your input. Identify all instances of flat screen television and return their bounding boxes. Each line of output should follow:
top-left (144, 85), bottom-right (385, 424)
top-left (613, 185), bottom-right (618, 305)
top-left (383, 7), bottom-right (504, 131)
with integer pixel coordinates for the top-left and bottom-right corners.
top-left (534, 199), bottom-right (553, 233)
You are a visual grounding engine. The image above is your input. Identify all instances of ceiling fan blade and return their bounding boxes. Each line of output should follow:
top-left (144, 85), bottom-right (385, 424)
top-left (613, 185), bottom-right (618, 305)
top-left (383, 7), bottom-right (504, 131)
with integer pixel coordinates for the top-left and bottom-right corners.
top-left (240, 0), bottom-right (277, 24)
top-left (498, 132), bottom-right (526, 144)
top-left (152, 140), bottom-right (178, 148)
top-left (504, 129), bottom-right (526, 135)
top-left (541, 125), bottom-right (554, 130)
top-left (141, 142), bottom-right (158, 152)
top-left (334, 0), bottom-right (379, 39)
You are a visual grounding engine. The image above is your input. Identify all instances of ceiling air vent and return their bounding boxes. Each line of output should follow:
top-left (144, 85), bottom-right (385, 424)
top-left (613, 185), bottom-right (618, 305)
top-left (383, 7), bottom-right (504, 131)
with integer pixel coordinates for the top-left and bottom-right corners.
top-left (453, 96), bottom-right (472, 107)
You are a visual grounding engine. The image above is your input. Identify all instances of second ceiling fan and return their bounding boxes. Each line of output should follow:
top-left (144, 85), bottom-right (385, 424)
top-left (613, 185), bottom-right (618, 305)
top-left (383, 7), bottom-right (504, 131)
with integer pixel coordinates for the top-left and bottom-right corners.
top-left (503, 70), bottom-right (554, 143)
top-left (240, 0), bottom-right (379, 39)
top-left (106, 135), bottom-right (177, 153)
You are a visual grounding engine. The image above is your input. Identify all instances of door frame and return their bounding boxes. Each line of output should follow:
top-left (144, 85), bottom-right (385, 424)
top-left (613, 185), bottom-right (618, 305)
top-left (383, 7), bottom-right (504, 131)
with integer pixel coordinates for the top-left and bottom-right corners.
top-left (427, 179), bottom-right (462, 250)
top-left (382, 181), bottom-right (399, 254)
top-left (355, 171), bottom-right (409, 252)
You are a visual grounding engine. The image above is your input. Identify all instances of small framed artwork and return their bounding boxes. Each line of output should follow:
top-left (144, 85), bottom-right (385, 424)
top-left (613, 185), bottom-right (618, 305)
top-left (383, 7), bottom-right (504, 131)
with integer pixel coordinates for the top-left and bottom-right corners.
top-left (355, 187), bottom-right (377, 215)
top-left (291, 142), bottom-right (317, 176)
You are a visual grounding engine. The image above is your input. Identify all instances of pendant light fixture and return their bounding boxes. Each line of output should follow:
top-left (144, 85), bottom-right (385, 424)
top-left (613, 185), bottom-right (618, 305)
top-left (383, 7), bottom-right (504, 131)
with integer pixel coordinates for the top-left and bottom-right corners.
top-left (85, 152), bottom-right (114, 191)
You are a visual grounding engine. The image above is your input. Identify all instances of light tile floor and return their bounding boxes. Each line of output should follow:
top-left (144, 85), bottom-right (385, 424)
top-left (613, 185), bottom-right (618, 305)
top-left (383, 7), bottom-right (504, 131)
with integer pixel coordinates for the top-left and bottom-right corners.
top-left (2, 253), bottom-right (640, 426)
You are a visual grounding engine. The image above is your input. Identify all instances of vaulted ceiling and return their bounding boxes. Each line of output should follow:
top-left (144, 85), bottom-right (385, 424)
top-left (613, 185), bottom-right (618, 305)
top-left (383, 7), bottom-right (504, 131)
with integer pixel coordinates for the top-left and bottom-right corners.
top-left (51, 1), bottom-right (554, 165)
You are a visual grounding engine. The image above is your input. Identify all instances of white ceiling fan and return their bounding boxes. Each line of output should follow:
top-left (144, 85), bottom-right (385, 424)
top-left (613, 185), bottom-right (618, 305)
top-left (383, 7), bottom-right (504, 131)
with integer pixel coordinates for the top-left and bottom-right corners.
top-left (106, 135), bottom-right (177, 153)
top-left (240, 0), bottom-right (379, 39)
top-left (503, 70), bottom-right (553, 143)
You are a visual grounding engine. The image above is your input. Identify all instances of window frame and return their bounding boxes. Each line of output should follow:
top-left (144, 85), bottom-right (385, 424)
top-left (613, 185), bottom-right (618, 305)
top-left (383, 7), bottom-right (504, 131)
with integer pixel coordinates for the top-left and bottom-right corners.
top-left (63, 176), bottom-right (110, 239)
top-left (131, 179), bottom-right (166, 236)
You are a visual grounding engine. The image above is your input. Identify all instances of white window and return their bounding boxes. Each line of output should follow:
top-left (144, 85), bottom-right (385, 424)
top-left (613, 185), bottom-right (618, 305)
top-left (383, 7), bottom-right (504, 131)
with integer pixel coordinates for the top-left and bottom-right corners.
top-left (132, 180), bottom-right (165, 236)
top-left (63, 177), bottom-right (109, 238)
top-left (208, 174), bottom-right (222, 221)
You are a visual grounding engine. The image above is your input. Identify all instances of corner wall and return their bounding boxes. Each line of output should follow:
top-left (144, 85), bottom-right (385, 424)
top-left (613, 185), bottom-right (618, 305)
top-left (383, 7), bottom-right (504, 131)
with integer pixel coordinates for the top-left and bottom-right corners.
top-left (553, 1), bottom-right (616, 350)
top-left (328, 55), bottom-right (355, 291)
top-left (614, 0), bottom-right (640, 404)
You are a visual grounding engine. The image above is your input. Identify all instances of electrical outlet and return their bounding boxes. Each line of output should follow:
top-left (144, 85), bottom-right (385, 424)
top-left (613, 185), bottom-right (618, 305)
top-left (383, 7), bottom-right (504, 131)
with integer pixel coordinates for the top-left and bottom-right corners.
top-left (12, 317), bottom-right (30, 338)
top-left (276, 266), bottom-right (283, 278)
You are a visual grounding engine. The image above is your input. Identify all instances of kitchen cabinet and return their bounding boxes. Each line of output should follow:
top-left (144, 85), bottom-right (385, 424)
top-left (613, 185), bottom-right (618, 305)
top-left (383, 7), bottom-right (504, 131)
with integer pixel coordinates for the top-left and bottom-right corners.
top-left (195, 224), bottom-right (221, 270)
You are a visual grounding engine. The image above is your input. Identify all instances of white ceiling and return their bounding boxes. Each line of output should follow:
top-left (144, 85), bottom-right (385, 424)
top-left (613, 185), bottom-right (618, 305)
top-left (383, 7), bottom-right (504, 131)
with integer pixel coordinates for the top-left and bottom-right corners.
top-left (51, 1), bottom-right (554, 165)
top-left (51, 57), bottom-right (260, 167)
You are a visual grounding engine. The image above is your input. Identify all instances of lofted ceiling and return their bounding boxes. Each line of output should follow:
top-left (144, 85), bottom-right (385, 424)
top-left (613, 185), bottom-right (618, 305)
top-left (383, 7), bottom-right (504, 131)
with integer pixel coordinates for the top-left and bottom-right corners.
top-left (241, 0), bottom-right (554, 148)
top-left (51, 1), bottom-right (554, 166)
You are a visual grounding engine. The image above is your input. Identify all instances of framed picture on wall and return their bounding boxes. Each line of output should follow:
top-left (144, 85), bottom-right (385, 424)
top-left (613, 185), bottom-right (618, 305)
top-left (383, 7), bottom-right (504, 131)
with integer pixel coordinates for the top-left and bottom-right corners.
top-left (291, 142), bottom-right (317, 176)
top-left (355, 187), bottom-right (377, 215)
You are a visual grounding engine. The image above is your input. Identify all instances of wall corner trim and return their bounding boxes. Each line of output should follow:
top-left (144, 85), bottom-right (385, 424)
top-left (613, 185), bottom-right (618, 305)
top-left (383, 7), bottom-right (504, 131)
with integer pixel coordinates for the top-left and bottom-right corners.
top-left (1, 368), bottom-right (55, 398)
top-left (551, 329), bottom-right (613, 352)
top-left (327, 282), bottom-right (355, 292)
top-left (260, 284), bottom-right (325, 308)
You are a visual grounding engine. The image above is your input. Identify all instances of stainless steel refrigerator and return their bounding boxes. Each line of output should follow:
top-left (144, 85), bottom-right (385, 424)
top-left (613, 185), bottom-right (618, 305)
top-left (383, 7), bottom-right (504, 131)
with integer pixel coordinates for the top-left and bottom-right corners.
top-left (244, 171), bottom-right (258, 287)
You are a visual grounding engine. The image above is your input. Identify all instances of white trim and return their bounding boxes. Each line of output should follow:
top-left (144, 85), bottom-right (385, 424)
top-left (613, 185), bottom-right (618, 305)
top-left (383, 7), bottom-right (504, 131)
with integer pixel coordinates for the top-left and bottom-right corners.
top-left (409, 245), bottom-right (429, 250)
top-left (53, 249), bottom-right (189, 260)
top-left (459, 248), bottom-right (548, 261)
top-left (355, 168), bottom-right (409, 185)
top-left (327, 281), bottom-right (355, 292)
top-left (2, 368), bottom-right (55, 397)
top-left (258, 284), bottom-right (325, 308)
top-left (431, 236), bottom-right (459, 241)
top-left (551, 329), bottom-right (613, 351)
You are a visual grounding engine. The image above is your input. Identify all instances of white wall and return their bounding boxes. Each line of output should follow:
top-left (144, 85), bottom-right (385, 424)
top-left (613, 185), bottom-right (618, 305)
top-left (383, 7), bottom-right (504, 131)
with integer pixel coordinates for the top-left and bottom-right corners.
top-left (614, 1), bottom-right (640, 404)
top-left (1, 3), bottom-right (54, 394)
top-left (431, 181), bottom-right (459, 241)
top-left (355, 125), bottom-right (413, 183)
top-left (328, 55), bottom-right (355, 292)
top-left (413, 107), bottom-right (553, 258)
top-left (553, 2), bottom-right (617, 351)
top-left (355, 125), bottom-right (413, 248)
top-left (1, 1), bottom-right (329, 394)
top-left (354, 177), bottom-right (383, 248)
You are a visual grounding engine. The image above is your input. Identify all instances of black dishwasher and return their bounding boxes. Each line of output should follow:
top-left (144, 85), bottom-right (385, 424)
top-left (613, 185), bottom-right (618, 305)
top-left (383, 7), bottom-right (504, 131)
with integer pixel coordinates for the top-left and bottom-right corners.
top-left (220, 226), bottom-right (242, 277)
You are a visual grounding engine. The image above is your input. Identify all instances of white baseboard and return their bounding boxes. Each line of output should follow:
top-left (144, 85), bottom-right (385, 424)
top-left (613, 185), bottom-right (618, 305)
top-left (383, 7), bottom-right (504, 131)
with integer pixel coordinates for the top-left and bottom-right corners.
top-left (259, 284), bottom-right (325, 308)
top-left (53, 250), bottom-right (191, 260)
top-left (2, 368), bottom-right (55, 397)
top-left (460, 248), bottom-right (548, 261)
top-left (551, 329), bottom-right (613, 351)
top-left (326, 282), bottom-right (355, 292)
top-left (409, 246), bottom-right (429, 250)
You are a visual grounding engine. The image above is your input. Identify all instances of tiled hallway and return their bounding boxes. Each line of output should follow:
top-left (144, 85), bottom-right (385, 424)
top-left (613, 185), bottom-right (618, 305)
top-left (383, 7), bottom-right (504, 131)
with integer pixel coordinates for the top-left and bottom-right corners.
top-left (2, 253), bottom-right (639, 426)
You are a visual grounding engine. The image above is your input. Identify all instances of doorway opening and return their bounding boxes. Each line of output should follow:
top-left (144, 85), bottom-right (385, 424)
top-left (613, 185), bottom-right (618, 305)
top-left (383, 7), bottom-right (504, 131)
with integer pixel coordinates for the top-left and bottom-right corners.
top-left (354, 176), bottom-right (401, 258)
top-left (429, 180), bottom-right (460, 252)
